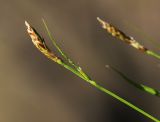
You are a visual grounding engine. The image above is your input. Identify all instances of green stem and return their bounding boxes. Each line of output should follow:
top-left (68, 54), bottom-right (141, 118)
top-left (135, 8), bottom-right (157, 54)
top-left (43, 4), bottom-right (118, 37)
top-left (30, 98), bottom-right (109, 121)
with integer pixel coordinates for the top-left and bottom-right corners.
top-left (89, 80), bottom-right (160, 122)
top-left (60, 62), bottom-right (160, 122)
top-left (60, 62), bottom-right (89, 81)
top-left (147, 50), bottom-right (160, 60)
top-left (42, 19), bottom-right (90, 80)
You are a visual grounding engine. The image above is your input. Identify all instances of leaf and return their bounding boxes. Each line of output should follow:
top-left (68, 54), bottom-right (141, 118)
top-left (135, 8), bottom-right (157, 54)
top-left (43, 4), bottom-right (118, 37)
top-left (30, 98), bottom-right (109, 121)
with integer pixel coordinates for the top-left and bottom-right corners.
top-left (106, 65), bottom-right (160, 97)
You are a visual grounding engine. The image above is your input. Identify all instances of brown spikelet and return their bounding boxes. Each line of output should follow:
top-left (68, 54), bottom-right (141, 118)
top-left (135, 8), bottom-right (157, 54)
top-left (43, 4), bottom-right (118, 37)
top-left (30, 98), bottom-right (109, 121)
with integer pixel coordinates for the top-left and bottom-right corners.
top-left (25, 21), bottom-right (63, 64)
top-left (97, 17), bottom-right (148, 52)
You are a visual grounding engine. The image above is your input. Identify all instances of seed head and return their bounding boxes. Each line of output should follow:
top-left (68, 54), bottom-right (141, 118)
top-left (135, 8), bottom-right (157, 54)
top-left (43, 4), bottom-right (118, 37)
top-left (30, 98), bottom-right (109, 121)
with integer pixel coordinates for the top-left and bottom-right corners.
top-left (25, 21), bottom-right (63, 64)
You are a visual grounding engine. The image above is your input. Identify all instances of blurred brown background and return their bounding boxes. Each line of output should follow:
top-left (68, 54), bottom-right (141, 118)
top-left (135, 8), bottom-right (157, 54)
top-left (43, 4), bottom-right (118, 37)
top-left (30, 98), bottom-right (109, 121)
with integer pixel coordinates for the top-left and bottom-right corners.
top-left (0, 0), bottom-right (160, 122)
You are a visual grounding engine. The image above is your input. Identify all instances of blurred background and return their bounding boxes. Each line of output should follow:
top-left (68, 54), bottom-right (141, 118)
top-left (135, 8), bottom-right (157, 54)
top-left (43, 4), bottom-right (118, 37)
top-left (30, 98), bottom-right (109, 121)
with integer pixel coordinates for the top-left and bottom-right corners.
top-left (0, 0), bottom-right (160, 121)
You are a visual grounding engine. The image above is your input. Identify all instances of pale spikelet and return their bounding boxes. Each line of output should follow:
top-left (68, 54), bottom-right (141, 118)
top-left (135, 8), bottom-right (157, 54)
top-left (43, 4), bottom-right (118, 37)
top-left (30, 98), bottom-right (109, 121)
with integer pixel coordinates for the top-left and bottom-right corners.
top-left (97, 17), bottom-right (148, 52)
top-left (25, 21), bottom-right (62, 63)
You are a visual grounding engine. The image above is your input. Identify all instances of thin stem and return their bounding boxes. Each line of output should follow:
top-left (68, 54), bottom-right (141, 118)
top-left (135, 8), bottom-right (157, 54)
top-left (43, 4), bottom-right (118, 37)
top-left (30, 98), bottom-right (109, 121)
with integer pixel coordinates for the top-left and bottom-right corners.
top-left (60, 61), bottom-right (89, 81)
top-left (89, 79), bottom-right (160, 122)
top-left (147, 50), bottom-right (160, 60)
top-left (61, 61), bottom-right (160, 122)
top-left (42, 19), bottom-right (90, 80)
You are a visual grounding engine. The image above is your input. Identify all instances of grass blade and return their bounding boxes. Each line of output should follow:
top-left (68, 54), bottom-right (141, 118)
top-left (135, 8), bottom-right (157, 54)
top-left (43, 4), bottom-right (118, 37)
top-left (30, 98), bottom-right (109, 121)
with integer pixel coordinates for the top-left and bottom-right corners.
top-left (106, 65), bottom-right (160, 97)
top-left (42, 19), bottom-right (90, 80)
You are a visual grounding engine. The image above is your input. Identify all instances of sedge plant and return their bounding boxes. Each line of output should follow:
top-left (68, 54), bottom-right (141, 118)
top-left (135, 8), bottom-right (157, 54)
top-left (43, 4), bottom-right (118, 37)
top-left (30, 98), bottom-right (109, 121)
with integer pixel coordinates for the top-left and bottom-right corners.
top-left (25, 18), bottom-right (160, 122)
